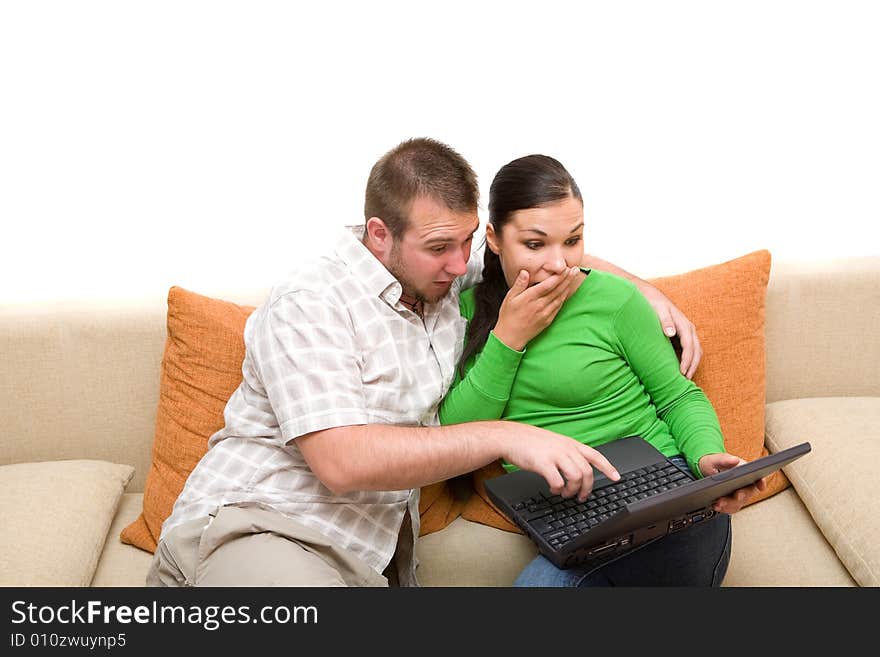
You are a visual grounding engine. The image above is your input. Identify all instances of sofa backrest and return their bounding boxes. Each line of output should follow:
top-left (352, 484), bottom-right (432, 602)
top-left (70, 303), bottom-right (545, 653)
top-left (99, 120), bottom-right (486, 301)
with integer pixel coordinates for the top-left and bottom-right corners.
top-left (0, 292), bottom-right (268, 492)
top-left (1, 257), bottom-right (877, 492)
top-left (765, 256), bottom-right (880, 403)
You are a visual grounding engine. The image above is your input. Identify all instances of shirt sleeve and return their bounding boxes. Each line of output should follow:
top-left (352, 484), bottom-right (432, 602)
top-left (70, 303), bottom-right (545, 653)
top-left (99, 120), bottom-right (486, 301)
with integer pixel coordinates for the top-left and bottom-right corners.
top-left (612, 287), bottom-right (725, 477)
top-left (438, 292), bottom-right (525, 424)
top-left (249, 289), bottom-right (369, 444)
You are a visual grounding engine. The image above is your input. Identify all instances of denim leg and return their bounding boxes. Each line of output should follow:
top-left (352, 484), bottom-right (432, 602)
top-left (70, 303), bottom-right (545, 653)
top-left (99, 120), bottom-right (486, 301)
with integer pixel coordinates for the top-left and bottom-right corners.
top-left (514, 554), bottom-right (613, 587)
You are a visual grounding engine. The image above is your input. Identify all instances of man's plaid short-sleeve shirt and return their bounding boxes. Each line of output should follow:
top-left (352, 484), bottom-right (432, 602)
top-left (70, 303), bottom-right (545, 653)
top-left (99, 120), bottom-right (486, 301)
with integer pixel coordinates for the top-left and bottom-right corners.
top-left (161, 227), bottom-right (482, 583)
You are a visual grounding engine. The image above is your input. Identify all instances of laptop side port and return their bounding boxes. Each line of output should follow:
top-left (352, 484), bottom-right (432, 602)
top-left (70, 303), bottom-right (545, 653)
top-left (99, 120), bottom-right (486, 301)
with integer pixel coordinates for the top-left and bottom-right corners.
top-left (689, 508), bottom-right (715, 524)
top-left (669, 517), bottom-right (688, 532)
top-left (588, 541), bottom-right (620, 558)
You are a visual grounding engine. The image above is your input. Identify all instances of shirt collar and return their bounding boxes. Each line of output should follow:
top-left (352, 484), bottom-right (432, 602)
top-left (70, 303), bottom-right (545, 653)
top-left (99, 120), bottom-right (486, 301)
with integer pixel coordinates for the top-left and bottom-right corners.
top-left (335, 225), bottom-right (405, 305)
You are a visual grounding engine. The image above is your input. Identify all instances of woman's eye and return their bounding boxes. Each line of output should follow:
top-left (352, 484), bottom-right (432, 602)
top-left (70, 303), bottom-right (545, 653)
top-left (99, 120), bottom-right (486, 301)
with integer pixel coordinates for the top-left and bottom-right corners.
top-left (525, 242), bottom-right (542, 250)
top-left (565, 237), bottom-right (582, 246)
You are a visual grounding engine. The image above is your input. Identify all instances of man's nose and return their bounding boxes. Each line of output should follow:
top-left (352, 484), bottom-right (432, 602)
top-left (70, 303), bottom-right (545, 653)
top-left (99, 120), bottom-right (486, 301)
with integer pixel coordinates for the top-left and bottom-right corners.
top-left (445, 247), bottom-right (469, 277)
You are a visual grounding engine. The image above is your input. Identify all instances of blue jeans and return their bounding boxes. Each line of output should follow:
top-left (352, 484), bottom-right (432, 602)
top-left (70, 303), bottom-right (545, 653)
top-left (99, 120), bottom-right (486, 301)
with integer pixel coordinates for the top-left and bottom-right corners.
top-left (514, 456), bottom-right (732, 587)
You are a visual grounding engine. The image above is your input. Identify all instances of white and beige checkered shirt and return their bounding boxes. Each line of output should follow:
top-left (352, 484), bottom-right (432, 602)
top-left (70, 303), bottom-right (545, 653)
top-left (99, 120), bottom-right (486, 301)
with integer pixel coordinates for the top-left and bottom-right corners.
top-left (161, 227), bottom-right (482, 585)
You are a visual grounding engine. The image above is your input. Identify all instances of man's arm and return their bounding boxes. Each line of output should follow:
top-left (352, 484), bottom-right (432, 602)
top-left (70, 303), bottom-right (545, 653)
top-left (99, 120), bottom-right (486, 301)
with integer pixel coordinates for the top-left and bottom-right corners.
top-left (581, 253), bottom-right (702, 379)
top-left (296, 421), bottom-right (620, 503)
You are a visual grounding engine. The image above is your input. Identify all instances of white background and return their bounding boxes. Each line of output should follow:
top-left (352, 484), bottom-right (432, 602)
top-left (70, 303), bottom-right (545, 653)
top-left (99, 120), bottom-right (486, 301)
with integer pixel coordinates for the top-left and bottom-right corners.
top-left (2, 1), bottom-right (878, 305)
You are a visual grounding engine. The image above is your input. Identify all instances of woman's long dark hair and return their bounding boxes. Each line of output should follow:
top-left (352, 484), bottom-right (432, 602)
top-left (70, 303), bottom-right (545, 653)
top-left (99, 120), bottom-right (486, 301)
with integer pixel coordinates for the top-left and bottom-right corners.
top-left (457, 154), bottom-right (582, 378)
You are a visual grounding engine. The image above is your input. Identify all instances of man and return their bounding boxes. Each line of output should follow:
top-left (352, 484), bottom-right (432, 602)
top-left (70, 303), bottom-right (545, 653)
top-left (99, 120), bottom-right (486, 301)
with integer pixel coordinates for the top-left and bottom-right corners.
top-left (147, 138), bottom-right (708, 587)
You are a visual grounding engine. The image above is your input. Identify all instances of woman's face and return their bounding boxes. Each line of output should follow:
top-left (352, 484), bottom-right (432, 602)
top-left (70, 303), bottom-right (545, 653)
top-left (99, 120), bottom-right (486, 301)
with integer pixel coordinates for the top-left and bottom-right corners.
top-left (487, 195), bottom-right (585, 288)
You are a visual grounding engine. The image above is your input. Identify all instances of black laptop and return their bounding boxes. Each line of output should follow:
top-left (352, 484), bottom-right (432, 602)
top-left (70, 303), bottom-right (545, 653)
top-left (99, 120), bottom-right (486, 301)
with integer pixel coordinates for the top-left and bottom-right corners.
top-left (485, 435), bottom-right (811, 569)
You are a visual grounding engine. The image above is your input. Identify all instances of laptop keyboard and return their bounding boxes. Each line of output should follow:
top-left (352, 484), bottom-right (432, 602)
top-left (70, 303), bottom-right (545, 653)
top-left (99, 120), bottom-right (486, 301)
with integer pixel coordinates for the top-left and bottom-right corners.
top-left (511, 461), bottom-right (691, 550)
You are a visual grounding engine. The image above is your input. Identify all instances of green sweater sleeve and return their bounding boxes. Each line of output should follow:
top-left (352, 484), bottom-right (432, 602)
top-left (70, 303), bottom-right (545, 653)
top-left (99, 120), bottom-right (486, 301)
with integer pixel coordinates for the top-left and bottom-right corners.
top-left (439, 296), bottom-right (525, 425)
top-left (612, 287), bottom-right (725, 477)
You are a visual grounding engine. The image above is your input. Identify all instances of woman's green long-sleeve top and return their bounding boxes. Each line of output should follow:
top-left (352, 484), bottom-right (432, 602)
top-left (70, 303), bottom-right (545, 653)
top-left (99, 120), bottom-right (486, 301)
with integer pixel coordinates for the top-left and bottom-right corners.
top-left (439, 270), bottom-right (725, 477)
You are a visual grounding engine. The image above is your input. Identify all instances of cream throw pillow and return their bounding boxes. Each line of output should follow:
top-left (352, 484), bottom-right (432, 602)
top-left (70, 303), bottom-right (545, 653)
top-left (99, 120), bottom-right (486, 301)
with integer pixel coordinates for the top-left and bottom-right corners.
top-left (0, 460), bottom-right (134, 586)
top-left (765, 397), bottom-right (880, 587)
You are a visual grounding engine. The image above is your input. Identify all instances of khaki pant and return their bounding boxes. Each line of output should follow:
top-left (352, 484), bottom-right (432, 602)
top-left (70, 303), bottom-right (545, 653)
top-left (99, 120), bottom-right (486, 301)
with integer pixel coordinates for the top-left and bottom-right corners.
top-left (146, 503), bottom-right (389, 587)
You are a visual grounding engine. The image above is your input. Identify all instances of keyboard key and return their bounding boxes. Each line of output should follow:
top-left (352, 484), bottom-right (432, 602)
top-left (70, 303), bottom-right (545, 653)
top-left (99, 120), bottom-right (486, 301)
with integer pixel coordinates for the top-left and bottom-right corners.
top-left (522, 508), bottom-right (552, 521)
top-left (531, 518), bottom-right (553, 535)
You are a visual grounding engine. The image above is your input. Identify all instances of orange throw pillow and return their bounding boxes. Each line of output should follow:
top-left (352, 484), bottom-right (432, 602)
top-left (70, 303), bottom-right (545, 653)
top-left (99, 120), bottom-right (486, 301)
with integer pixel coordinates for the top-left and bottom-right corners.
top-left (462, 250), bottom-right (780, 532)
top-left (120, 287), bottom-right (256, 552)
top-left (418, 481), bottom-right (465, 536)
top-left (650, 249), bottom-right (785, 504)
top-left (122, 286), bottom-right (460, 553)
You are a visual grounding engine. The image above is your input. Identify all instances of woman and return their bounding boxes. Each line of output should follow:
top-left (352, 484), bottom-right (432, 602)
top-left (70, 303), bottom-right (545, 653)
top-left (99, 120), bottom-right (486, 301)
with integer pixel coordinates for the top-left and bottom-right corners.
top-left (439, 154), bottom-right (762, 586)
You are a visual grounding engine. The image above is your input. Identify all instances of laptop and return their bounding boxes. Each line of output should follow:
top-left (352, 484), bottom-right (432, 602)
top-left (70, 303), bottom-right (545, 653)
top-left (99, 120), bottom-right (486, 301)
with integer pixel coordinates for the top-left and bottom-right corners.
top-left (485, 435), bottom-right (811, 569)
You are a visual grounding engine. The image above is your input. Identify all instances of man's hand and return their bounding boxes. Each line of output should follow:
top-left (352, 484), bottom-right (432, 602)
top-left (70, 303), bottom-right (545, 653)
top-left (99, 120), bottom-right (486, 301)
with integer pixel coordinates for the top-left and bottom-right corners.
top-left (637, 283), bottom-right (702, 379)
top-left (578, 254), bottom-right (702, 379)
top-left (492, 267), bottom-right (581, 352)
top-left (500, 425), bottom-right (621, 502)
top-left (698, 453), bottom-right (767, 514)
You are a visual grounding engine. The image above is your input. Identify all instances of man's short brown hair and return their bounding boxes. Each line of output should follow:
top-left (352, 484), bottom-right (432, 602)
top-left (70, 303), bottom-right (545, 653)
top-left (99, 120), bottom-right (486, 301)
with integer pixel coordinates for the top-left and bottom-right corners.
top-left (364, 138), bottom-right (479, 239)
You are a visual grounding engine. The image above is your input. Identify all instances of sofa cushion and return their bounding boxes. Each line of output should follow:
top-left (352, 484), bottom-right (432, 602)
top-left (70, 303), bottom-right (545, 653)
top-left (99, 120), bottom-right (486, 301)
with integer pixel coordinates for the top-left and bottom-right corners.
top-left (463, 250), bottom-right (779, 530)
top-left (416, 517), bottom-right (537, 586)
top-left (121, 286), bottom-right (460, 553)
top-left (0, 459), bottom-right (134, 586)
top-left (92, 493), bottom-right (155, 586)
top-left (764, 396), bottom-right (880, 587)
top-left (724, 487), bottom-right (855, 586)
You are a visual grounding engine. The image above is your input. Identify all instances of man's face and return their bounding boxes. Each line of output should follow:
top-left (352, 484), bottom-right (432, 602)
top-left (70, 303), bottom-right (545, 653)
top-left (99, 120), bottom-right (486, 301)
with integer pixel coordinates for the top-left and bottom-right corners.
top-left (388, 196), bottom-right (480, 304)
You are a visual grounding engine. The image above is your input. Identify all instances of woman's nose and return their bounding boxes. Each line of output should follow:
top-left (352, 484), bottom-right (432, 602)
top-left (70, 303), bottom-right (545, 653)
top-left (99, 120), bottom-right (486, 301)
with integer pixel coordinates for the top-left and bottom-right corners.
top-left (543, 252), bottom-right (567, 274)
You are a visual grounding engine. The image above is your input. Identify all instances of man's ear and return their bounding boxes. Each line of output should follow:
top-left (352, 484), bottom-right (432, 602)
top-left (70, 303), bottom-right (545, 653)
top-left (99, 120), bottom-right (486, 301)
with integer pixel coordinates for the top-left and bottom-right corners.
top-left (485, 223), bottom-right (501, 255)
top-left (365, 217), bottom-right (393, 256)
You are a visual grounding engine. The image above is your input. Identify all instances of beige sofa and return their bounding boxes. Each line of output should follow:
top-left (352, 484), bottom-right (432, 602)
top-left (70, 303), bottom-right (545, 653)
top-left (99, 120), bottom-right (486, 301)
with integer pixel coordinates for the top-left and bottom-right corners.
top-left (2, 257), bottom-right (878, 587)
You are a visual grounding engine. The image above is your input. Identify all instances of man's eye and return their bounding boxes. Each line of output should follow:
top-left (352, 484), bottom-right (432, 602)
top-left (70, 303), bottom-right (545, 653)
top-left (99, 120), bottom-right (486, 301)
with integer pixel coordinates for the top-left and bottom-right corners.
top-left (431, 245), bottom-right (447, 253)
